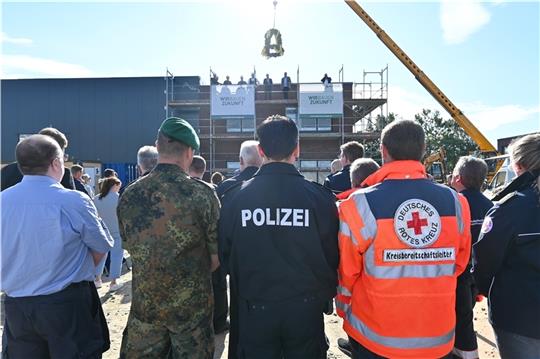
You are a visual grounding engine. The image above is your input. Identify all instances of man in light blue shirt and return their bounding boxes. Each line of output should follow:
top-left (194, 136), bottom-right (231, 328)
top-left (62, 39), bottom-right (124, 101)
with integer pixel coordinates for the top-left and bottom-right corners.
top-left (1, 134), bottom-right (114, 358)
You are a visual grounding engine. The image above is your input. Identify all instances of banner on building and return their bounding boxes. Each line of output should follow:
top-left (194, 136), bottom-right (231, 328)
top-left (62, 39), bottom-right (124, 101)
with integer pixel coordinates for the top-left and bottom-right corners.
top-left (298, 83), bottom-right (343, 116)
top-left (211, 85), bottom-right (255, 118)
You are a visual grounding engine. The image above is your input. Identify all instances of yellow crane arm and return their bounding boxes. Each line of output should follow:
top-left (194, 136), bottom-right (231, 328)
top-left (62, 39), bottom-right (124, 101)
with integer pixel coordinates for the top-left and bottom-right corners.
top-left (345, 0), bottom-right (497, 154)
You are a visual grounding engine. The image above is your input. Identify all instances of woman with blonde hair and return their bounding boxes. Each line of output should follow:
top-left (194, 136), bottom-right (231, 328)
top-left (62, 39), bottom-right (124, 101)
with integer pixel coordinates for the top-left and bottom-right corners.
top-left (473, 133), bottom-right (540, 358)
top-left (93, 176), bottom-right (124, 291)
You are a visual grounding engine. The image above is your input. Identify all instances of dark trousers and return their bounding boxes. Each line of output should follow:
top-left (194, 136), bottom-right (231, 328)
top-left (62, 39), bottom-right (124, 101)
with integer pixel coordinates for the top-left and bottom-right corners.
top-left (349, 337), bottom-right (453, 359)
top-left (282, 87), bottom-right (289, 99)
top-left (212, 267), bottom-right (229, 332)
top-left (454, 273), bottom-right (478, 352)
top-left (228, 280), bottom-right (239, 359)
top-left (238, 294), bottom-right (327, 359)
top-left (2, 281), bottom-right (110, 359)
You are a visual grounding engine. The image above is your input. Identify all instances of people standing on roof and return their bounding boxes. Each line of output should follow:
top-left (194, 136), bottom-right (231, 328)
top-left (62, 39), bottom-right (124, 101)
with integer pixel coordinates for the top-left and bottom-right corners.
top-left (118, 117), bottom-right (219, 358)
top-left (473, 133), bottom-right (540, 359)
top-left (210, 71), bottom-right (220, 85)
top-left (223, 76), bottom-right (232, 85)
top-left (281, 72), bottom-right (291, 99)
top-left (1, 134), bottom-right (113, 358)
top-left (325, 141), bottom-right (364, 194)
top-left (321, 73), bottom-right (332, 84)
top-left (263, 74), bottom-right (273, 100)
top-left (218, 115), bottom-right (339, 358)
top-left (238, 76), bottom-right (247, 85)
top-left (336, 119), bottom-right (471, 358)
top-left (449, 156), bottom-right (493, 359)
top-left (248, 72), bottom-right (259, 86)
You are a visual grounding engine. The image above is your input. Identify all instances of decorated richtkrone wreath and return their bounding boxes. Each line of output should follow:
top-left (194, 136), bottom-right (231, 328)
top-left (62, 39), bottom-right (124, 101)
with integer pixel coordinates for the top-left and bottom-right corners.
top-left (261, 28), bottom-right (284, 58)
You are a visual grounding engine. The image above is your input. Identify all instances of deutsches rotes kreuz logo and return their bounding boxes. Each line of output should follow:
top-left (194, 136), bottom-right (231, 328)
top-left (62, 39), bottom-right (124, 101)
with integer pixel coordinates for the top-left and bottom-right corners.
top-left (394, 199), bottom-right (442, 248)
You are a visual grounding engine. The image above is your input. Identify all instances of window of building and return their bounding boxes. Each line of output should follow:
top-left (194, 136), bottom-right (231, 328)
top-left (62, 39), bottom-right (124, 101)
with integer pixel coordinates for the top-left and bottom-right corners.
top-left (226, 117), bottom-right (255, 133)
top-left (227, 162), bottom-right (240, 170)
top-left (298, 116), bottom-right (333, 132)
top-left (171, 108), bottom-right (200, 132)
top-left (286, 107), bottom-right (298, 122)
top-left (299, 160), bottom-right (332, 184)
top-left (300, 160), bottom-right (331, 170)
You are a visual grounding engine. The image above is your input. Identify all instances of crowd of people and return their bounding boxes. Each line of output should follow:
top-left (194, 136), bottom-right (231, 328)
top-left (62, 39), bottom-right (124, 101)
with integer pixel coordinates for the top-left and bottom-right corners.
top-left (210, 71), bottom-right (334, 100)
top-left (1, 117), bottom-right (539, 359)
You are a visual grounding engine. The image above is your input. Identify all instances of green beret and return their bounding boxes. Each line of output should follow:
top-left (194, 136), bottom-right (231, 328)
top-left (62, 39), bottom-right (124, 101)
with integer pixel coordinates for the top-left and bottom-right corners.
top-left (159, 117), bottom-right (200, 151)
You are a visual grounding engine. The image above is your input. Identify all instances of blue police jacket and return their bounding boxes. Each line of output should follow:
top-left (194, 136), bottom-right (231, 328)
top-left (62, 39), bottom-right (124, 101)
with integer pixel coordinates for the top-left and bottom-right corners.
top-left (473, 171), bottom-right (540, 339)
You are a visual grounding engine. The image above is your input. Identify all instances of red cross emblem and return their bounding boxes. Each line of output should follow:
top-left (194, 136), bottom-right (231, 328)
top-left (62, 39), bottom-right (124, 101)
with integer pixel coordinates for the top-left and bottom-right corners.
top-left (407, 211), bottom-right (428, 235)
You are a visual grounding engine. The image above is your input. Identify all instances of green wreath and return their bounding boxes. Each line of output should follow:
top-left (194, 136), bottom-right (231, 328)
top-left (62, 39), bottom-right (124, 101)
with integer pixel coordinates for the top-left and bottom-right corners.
top-left (261, 28), bottom-right (285, 59)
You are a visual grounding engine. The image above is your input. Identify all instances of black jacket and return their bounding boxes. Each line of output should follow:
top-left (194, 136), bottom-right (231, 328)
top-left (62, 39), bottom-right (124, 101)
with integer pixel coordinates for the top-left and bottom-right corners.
top-left (218, 162), bottom-right (339, 303)
top-left (461, 189), bottom-right (493, 246)
top-left (216, 166), bottom-right (258, 200)
top-left (324, 164), bottom-right (351, 194)
top-left (1, 162), bottom-right (75, 191)
top-left (74, 178), bottom-right (89, 196)
top-left (473, 171), bottom-right (540, 339)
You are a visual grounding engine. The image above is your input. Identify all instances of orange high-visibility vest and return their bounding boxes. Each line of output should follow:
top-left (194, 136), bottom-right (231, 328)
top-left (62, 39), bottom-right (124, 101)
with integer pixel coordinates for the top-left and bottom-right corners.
top-left (336, 161), bottom-right (471, 359)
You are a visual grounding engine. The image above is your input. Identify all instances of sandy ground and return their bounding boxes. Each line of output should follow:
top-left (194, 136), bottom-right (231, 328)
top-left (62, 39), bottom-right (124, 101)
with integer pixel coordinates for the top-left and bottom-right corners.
top-left (94, 270), bottom-right (500, 359)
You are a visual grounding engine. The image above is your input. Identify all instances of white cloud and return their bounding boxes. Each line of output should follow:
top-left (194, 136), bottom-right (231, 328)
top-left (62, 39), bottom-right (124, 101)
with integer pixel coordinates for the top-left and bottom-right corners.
top-left (1, 32), bottom-right (33, 45)
top-left (1, 55), bottom-right (93, 78)
top-left (440, 1), bottom-right (491, 44)
top-left (387, 85), bottom-right (540, 146)
top-left (387, 85), bottom-right (444, 120)
top-left (463, 102), bottom-right (540, 131)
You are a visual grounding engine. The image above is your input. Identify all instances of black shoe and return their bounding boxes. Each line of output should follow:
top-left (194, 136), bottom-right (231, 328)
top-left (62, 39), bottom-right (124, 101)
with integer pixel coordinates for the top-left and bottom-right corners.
top-left (337, 338), bottom-right (352, 357)
top-left (214, 320), bottom-right (230, 334)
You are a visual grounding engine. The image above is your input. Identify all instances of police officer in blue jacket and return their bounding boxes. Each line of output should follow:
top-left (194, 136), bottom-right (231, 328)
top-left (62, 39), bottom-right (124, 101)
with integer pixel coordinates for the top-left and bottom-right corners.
top-left (450, 156), bottom-right (493, 359)
top-left (324, 141), bottom-right (364, 194)
top-left (473, 133), bottom-right (540, 358)
top-left (218, 115), bottom-right (339, 359)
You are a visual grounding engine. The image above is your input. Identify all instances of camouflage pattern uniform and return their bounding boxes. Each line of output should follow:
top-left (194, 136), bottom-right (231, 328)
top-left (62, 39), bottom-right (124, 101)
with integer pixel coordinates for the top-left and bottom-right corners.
top-left (117, 163), bottom-right (220, 359)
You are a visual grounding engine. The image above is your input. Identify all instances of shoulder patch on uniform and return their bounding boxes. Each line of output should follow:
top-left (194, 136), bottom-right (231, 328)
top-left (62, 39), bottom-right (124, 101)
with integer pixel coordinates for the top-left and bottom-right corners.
top-left (393, 199), bottom-right (441, 248)
top-left (480, 216), bottom-right (493, 234)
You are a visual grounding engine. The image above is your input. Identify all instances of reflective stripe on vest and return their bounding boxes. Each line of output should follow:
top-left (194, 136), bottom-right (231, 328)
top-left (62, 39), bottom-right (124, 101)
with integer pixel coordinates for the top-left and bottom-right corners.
top-left (340, 221), bottom-right (358, 246)
top-left (449, 189), bottom-right (464, 234)
top-left (364, 243), bottom-right (456, 279)
top-left (337, 285), bottom-right (352, 297)
top-left (352, 192), bottom-right (377, 240)
top-left (335, 298), bottom-right (349, 313)
top-left (346, 307), bottom-right (455, 349)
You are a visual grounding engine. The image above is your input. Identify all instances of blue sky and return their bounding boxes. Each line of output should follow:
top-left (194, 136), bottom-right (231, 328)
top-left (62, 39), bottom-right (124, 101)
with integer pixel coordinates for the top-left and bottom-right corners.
top-left (2, 1), bottom-right (539, 146)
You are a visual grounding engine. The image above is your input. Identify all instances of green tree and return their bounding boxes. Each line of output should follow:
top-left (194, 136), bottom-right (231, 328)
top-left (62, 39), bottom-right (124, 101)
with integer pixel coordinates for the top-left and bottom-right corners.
top-left (361, 112), bottom-right (397, 163)
top-left (414, 109), bottom-right (479, 170)
top-left (359, 110), bottom-right (478, 170)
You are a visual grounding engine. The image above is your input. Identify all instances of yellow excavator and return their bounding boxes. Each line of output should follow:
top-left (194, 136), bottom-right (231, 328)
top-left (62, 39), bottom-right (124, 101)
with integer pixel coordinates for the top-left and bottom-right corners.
top-left (345, 1), bottom-right (502, 180)
top-left (423, 148), bottom-right (447, 184)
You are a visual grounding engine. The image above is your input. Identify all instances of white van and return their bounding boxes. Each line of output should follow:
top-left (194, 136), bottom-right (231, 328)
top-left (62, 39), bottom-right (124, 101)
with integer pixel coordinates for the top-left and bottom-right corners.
top-left (484, 157), bottom-right (516, 199)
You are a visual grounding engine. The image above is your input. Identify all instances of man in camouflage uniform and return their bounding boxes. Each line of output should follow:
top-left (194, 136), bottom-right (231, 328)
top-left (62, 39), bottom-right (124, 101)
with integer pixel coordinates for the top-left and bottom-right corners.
top-left (118, 117), bottom-right (220, 359)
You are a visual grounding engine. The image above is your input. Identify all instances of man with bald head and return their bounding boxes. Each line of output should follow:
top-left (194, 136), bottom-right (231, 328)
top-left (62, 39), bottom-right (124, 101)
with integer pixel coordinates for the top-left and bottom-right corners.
top-left (217, 140), bottom-right (263, 199)
top-left (1, 135), bottom-right (113, 358)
